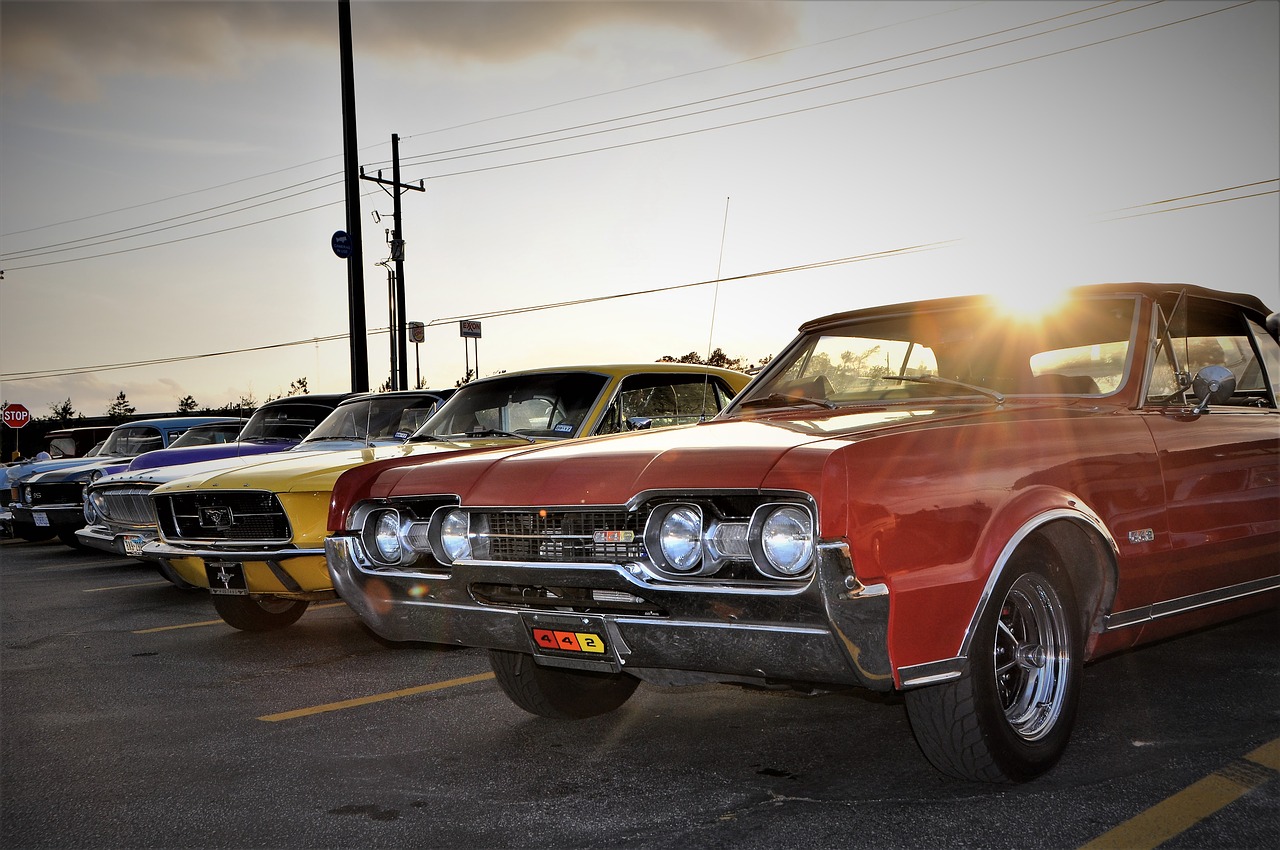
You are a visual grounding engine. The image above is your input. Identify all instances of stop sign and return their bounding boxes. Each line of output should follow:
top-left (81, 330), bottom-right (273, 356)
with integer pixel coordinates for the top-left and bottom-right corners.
top-left (2, 403), bottom-right (31, 428)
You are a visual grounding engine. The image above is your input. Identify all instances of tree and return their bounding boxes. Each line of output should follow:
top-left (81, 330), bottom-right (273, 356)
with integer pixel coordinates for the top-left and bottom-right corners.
top-left (106, 391), bottom-right (136, 421)
top-left (658, 347), bottom-right (757, 371)
top-left (288, 377), bottom-right (309, 396)
top-left (47, 398), bottom-right (78, 424)
top-left (221, 393), bottom-right (257, 413)
top-left (177, 395), bottom-right (198, 413)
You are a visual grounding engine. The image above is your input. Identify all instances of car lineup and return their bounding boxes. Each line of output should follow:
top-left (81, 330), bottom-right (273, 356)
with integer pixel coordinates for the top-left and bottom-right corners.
top-left (140, 364), bottom-right (749, 630)
top-left (4, 415), bottom-right (243, 545)
top-left (76, 389), bottom-right (452, 587)
top-left (7, 283), bottom-right (1278, 784)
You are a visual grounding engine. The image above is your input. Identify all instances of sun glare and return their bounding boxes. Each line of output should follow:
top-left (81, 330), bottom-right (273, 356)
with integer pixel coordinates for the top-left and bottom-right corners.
top-left (987, 285), bottom-right (1073, 322)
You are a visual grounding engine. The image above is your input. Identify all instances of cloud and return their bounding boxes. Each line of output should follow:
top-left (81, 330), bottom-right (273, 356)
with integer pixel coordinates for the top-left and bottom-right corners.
top-left (1, 1), bottom-right (799, 101)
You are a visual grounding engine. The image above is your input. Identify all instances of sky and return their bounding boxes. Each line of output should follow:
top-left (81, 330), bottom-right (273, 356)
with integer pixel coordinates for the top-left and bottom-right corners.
top-left (1, 0), bottom-right (1277, 419)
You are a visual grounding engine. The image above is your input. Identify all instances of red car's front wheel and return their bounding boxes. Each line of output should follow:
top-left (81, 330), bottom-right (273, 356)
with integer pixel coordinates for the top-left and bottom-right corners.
top-left (905, 541), bottom-right (1082, 782)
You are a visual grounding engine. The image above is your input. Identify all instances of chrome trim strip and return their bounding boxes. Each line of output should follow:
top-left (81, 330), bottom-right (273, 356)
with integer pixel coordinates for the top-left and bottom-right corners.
top-left (411, 556), bottom-right (814, 597)
top-left (954, 506), bottom-right (1119, 661)
top-left (142, 541), bottom-right (323, 561)
top-left (1104, 575), bottom-right (1280, 631)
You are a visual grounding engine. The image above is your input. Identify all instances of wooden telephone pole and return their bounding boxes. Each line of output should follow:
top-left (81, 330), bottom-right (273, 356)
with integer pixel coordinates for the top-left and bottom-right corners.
top-left (361, 133), bottom-right (424, 390)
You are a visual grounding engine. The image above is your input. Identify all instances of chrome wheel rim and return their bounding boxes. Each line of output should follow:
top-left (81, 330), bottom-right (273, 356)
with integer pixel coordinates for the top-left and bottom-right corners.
top-left (993, 573), bottom-right (1071, 742)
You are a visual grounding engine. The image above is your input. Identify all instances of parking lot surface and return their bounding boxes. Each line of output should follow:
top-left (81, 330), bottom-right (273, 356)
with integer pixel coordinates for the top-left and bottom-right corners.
top-left (2, 537), bottom-right (1277, 849)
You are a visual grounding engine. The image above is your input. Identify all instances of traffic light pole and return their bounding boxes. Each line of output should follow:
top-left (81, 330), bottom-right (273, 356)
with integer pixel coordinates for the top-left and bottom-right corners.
top-left (361, 133), bottom-right (424, 390)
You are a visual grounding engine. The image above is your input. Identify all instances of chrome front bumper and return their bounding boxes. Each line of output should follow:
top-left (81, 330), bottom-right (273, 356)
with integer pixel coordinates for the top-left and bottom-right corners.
top-left (327, 536), bottom-right (894, 692)
top-left (75, 524), bottom-right (159, 559)
top-left (142, 541), bottom-right (325, 562)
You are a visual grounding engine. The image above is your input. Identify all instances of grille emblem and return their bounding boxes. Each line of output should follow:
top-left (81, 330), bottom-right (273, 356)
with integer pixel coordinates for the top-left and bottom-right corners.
top-left (198, 506), bottom-right (234, 530)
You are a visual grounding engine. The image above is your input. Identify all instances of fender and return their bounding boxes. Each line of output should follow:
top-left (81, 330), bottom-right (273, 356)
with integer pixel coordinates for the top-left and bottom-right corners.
top-left (889, 487), bottom-right (1120, 689)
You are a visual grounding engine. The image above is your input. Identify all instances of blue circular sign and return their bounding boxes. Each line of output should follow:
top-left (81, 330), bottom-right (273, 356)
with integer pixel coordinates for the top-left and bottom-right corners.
top-left (331, 230), bottom-right (352, 259)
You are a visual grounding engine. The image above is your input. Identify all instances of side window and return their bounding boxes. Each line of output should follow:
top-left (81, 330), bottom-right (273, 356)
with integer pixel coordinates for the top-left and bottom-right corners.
top-left (1146, 298), bottom-right (1275, 408)
top-left (595, 376), bottom-right (734, 435)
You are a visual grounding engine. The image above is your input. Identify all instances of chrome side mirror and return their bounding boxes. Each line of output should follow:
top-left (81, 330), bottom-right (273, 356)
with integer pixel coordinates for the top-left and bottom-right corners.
top-left (1191, 365), bottom-right (1236, 414)
top-left (626, 416), bottom-right (653, 431)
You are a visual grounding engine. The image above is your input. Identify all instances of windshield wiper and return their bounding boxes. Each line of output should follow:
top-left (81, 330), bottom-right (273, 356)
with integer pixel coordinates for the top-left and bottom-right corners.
top-left (883, 375), bottom-right (1004, 404)
top-left (738, 393), bottom-right (836, 410)
top-left (462, 428), bottom-right (537, 443)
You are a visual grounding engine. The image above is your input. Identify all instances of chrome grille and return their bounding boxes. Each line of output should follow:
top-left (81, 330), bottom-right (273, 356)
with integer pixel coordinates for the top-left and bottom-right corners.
top-left (97, 485), bottom-right (158, 527)
top-left (481, 510), bottom-right (645, 563)
top-left (156, 491), bottom-right (290, 542)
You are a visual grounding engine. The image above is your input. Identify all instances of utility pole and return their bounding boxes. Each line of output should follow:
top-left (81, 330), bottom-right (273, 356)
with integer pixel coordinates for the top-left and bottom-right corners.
top-left (338, 0), bottom-right (368, 392)
top-left (361, 133), bottom-right (424, 391)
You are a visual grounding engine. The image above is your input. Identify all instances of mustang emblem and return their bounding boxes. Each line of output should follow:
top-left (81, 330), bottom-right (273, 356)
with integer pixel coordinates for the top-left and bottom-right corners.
top-left (198, 506), bottom-right (234, 530)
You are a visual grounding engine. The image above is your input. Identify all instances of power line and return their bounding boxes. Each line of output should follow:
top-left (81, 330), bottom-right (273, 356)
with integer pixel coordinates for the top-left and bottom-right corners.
top-left (0, 0), bottom-right (1158, 267)
top-left (0, 1), bottom-right (1260, 272)
top-left (1, 240), bottom-right (951, 382)
top-left (396, 1), bottom-right (1136, 170)
top-left (4, 3), bottom-right (986, 246)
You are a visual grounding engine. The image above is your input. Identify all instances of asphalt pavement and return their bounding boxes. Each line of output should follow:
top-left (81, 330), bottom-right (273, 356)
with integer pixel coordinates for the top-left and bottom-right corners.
top-left (2, 536), bottom-right (1277, 849)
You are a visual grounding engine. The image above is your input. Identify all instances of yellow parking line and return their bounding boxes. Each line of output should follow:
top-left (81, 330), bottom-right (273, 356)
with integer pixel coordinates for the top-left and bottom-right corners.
top-left (134, 618), bottom-right (225, 633)
top-left (83, 581), bottom-right (171, 593)
top-left (258, 672), bottom-right (496, 722)
top-left (133, 601), bottom-right (349, 633)
top-left (1080, 737), bottom-right (1280, 849)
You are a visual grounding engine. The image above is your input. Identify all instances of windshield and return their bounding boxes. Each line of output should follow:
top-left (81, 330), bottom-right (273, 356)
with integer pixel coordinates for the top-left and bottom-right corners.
top-left (99, 426), bottom-right (165, 457)
top-left (411, 373), bottom-right (610, 441)
top-left (167, 423), bottom-right (243, 448)
top-left (302, 395), bottom-right (444, 444)
top-left (238, 403), bottom-right (337, 442)
top-left (738, 296), bottom-right (1138, 409)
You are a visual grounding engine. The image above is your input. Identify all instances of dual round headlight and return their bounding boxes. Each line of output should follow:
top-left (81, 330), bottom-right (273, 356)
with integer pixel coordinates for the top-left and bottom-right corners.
top-left (361, 506), bottom-right (467, 567)
top-left (645, 501), bottom-right (815, 579)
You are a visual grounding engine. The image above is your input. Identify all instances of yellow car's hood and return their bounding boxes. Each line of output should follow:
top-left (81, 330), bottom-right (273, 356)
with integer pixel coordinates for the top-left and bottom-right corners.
top-left (150, 437), bottom-right (525, 495)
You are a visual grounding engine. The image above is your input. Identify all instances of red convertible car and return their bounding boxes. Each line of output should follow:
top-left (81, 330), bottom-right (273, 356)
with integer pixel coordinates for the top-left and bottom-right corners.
top-left (326, 283), bottom-right (1279, 782)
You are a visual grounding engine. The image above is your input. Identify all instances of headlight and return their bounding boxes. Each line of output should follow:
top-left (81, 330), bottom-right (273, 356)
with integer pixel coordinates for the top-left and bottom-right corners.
top-left (437, 509), bottom-right (471, 563)
top-left (89, 469), bottom-right (105, 483)
top-left (752, 504), bottom-right (814, 577)
top-left (83, 489), bottom-right (100, 524)
top-left (645, 503), bottom-right (704, 574)
top-left (362, 508), bottom-right (404, 564)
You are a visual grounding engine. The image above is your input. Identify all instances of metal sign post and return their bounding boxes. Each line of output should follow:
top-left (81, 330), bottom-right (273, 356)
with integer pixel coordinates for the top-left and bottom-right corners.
top-left (460, 320), bottom-right (481, 382)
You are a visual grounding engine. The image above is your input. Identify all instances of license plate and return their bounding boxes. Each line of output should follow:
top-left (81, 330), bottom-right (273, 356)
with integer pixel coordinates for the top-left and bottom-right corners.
top-left (524, 612), bottom-right (611, 659)
top-left (123, 535), bottom-right (149, 557)
top-left (33, 512), bottom-right (49, 527)
top-left (206, 562), bottom-right (248, 596)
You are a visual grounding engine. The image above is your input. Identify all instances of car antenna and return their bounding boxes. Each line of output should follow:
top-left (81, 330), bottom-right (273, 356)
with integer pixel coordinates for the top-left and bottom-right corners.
top-left (700, 197), bottom-right (730, 420)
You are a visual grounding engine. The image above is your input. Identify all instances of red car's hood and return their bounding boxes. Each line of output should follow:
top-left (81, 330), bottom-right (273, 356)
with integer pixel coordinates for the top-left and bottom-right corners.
top-left (360, 406), bottom-right (985, 510)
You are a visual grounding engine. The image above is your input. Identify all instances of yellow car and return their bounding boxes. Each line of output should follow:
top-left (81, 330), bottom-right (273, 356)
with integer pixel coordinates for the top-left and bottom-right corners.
top-left (144, 364), bottom-right (751, 630)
